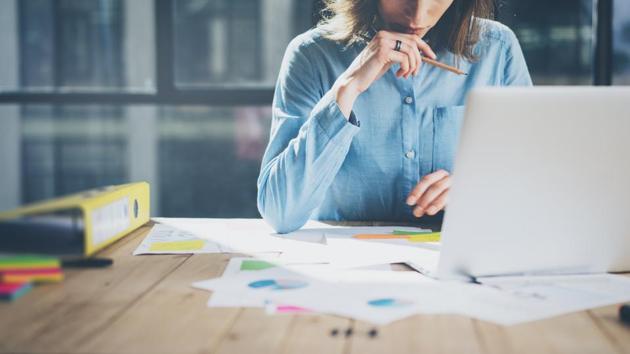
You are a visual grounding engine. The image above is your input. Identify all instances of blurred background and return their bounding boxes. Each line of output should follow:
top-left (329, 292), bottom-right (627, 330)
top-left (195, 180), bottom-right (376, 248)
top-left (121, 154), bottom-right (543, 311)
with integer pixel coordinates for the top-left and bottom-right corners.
top-left (0, 0), bottom-right (628, 217)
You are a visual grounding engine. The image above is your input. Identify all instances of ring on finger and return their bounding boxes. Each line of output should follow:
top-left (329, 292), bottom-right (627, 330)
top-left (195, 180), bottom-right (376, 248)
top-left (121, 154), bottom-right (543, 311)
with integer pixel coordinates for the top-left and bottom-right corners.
top-left (394, 40), bottom-right (402, 52)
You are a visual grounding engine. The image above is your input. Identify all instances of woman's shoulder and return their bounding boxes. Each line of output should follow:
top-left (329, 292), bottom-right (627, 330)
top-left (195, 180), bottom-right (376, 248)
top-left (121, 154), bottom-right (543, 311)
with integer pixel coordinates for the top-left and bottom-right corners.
top-left (476, 18), bottom-right (520, 46)
top-left (285, 27), bottom-right (345, 58)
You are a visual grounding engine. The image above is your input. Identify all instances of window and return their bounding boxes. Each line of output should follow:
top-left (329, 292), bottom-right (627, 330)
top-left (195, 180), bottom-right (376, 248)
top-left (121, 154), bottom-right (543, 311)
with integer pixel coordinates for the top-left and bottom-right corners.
top-left (0, 0), bottom-right (314, 216)
top-left (175, 0), bottom-right (262, 86)
top-left (496, 0), bottom-right (594, 85)
top-left (0, 0), bottom-right (623, 217)
top-left (14, 103), bottom-right (270, 217)
top-left (159, 105), bottom-right (270, 217)
top-left (21, 105), bottom-right (128, 202)
top-left (613, 0), bottom-right (630, 84)
top-left (173, 0), bottom-right (314, 88)
top-left (12, 0), bottom-right (154, 92)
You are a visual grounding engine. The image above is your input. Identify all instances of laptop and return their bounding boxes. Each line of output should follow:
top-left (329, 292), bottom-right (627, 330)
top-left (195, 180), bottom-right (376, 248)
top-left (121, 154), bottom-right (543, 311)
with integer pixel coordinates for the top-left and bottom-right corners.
top-left (435, 87), bottom-right (630, 280)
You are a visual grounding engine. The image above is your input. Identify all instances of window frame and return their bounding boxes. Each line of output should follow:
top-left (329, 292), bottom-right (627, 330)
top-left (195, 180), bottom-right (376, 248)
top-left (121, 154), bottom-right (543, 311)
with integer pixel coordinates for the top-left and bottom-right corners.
top-left (0, 0), bottom-right (615, 107)
top-left (594, 0), bottom-right (613, 85)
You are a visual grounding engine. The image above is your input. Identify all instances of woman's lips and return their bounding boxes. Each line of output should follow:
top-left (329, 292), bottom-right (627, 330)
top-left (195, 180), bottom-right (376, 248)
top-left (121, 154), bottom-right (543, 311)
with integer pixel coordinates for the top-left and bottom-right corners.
top-left (390, 23), bottom-right (432, 36)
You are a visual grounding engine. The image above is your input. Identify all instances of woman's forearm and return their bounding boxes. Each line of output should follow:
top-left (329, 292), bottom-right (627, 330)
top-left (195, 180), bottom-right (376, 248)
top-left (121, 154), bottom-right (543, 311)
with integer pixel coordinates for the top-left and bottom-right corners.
top-left (334, 77), bottom-right (362, 119)
top-left (257, 91), bottom-right (360, 233)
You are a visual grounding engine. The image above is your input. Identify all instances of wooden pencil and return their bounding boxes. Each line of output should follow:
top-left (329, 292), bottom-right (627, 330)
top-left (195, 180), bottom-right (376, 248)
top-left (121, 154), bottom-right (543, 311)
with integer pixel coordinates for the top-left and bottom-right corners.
top-left (422, 57), bottom-right (468, 76)
top-left (357, 32), bottom-right (468, 75)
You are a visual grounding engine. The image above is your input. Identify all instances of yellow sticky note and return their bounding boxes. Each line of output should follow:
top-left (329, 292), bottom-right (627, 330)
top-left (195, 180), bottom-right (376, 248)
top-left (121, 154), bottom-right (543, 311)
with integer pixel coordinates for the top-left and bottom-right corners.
top-left (149, 239), bottom-right (205, 252)
top-left (407, 233), bottom-right (441, 243)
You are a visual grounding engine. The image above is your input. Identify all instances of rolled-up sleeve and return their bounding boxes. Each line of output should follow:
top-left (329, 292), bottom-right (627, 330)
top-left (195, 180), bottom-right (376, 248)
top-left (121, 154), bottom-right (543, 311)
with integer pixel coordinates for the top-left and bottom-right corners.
top-left (256, 36), bottom-right (360, 233)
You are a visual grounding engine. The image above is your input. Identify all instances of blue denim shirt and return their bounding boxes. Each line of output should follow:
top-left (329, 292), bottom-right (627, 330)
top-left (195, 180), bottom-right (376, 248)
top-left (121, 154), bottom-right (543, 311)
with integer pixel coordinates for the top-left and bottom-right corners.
top-left (257, 19), bottom-right (533, 233)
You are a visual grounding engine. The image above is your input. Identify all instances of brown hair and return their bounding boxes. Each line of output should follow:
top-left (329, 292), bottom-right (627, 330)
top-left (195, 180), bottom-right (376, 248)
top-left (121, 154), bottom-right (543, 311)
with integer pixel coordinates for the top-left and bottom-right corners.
top-left (318, 0), bottom-right (495, 61)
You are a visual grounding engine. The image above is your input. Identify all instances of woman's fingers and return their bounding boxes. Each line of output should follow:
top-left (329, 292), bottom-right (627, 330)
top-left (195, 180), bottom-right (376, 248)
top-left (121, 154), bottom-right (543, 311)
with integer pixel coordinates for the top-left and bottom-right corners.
top-left (398, 40), bottom-right (417, 77)
top-left (428, 189), bottom-right (449, 215)
top-left (415, 175), bottom-right (451, 211)
top-left (406, 169), bottom-right (449, 206)
top-left (377, 31), bottom-right (422, 77)
top-left (388, 50), bottom-right (410, 78)
top-left (414, 188), bottom-right (449, 217)
top-left (398, 34), bottom-right (437, 76)
top-left (411, 176), bottom-right (450, 217)
top-left (401, 38), bottom-right (423, 76)
top-left (388, 38), bottom-right (420, 77)
top-left (401, 34), bottom-right (437, 59)
top-left (370, 30), bottom-right (436, 81)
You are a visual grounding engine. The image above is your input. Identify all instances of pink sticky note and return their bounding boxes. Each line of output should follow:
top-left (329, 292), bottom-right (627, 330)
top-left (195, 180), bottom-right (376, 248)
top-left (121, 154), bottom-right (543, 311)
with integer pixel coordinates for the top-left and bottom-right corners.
top-left (275, 305), bottom-right (312, 314)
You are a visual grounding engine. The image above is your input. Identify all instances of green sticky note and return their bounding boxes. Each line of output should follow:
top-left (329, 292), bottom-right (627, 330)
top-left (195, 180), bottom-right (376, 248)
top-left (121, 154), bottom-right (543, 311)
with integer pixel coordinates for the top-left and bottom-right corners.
top-left (0, 255), bottom-right (60, 270)
top-left (149, 239), bottom-right (205, 252)
top-left (240, 260), bottom-right (276, 271)
top-left (392, 230), bottom-right (433, 236)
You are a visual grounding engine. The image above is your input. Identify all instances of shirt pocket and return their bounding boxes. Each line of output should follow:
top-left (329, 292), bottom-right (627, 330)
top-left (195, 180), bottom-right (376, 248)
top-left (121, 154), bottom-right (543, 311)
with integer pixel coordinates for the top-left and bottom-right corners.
top-left (432, 105), bottom-right (466, 173)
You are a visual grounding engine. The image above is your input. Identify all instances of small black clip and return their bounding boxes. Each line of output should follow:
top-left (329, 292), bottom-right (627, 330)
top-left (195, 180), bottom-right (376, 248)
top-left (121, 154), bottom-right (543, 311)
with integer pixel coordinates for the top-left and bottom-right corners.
top-left (344, 327), bottom-right (354, 337)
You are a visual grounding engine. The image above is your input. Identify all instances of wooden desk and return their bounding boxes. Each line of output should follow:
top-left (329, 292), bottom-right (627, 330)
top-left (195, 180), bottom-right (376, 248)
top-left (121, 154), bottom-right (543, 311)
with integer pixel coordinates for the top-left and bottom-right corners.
top-left (1, 223), bottom-right (628, 354)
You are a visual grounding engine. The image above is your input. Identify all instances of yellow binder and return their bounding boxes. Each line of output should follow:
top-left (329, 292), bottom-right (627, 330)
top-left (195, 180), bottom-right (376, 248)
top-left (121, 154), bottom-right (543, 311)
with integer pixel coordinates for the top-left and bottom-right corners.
top-left (0, 182), bottom-right (150, 256)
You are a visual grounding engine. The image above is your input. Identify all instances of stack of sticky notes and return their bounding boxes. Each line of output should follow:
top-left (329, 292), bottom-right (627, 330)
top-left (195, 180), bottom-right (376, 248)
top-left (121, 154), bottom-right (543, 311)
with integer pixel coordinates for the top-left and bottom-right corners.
top-left (0, 255), bottom-right (64, 301)
top-left (0, 282), bottom-right (33, 301)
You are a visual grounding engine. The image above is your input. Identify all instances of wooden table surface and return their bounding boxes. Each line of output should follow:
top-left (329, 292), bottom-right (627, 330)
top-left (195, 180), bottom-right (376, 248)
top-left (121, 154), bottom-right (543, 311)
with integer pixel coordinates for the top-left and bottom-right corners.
top-left (1, 223), bottom-right (629, 354)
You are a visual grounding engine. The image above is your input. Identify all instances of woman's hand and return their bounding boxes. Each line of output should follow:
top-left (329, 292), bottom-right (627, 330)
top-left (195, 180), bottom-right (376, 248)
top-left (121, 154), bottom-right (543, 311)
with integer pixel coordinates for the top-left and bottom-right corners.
top-left (406, 169), bottom-right (451, 217)
top-left (334, 31), bottom-right (437, 118)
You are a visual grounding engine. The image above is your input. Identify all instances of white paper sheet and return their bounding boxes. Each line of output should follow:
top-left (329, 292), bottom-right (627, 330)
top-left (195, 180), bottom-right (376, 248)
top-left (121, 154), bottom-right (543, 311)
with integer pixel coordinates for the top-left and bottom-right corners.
top-left (193, 266), bottom-right (441, 324)
top-left (320, 237), bottom-right (440, 269)
top-left (193, 258), bottom-right (630, 326)
top-left (471, 273), bottom-right (630, 324)
top-left (218, 256), bottom-right (392, 277)
top-left (147, 218), bottom-right (441, 269)
top-left (263, 272), bottom-right (445, 325)
top-left (323, 226), bottom-right (439, 250)
top-left (153, 218), bottom-right (630, 326)
top-left (132, 223), bottom-right (226, 255)
top-left (151, 218), bottom-right (332, 256)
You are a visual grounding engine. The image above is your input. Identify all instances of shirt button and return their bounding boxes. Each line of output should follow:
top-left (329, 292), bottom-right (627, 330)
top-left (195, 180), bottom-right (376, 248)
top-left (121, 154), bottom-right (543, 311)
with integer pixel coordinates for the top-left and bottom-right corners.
top-left (405, 150), bottom-right (416, 159)
top-left (404, 96), bottom-right (414, 104)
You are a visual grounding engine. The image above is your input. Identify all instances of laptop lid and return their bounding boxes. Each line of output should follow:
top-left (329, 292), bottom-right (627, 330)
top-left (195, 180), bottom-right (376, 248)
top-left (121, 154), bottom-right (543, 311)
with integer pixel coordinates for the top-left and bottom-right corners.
top-left (437, 87), bottom-right (630, 280)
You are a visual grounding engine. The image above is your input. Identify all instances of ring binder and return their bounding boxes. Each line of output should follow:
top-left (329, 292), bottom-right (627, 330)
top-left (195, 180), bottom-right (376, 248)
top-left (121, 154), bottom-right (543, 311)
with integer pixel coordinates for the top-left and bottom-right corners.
top-left (0, 182), bottom-right (150, 256)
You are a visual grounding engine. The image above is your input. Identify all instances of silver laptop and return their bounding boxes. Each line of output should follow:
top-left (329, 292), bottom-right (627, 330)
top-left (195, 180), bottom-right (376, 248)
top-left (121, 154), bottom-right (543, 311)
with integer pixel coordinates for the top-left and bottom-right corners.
top-left (436, 87), bottom-right (630, 280)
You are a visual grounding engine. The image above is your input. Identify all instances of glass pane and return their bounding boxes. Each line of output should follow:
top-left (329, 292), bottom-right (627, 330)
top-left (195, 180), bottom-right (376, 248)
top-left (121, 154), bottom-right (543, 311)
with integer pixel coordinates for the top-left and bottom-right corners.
top-left (20, 105), bottom-right (128, 202)
top-left (0, 0), bottom-right (155, 92)
top-left (3, 104), bottom-right (271, 218)
top-left (497, 0), bottom-right (594, 85)
top-left (174, 0), bottom-right (315, 88)
top-left (158, 106), bottom-right (271, 217)
top-left (613, 0), bottom-right (630, 85)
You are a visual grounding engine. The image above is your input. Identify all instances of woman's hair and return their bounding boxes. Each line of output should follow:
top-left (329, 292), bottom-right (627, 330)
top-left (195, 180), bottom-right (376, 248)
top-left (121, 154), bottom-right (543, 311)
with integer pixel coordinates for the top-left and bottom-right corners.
top-left (318, 0), bottom-right (495, 61)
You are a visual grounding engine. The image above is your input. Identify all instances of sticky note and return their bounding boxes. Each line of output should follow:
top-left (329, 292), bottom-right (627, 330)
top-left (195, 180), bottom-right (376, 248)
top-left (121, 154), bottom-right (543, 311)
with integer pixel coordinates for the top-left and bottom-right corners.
top-left (149, 239), bottom-right (205, 252)
top-left (353, 234), bottom-right (409, 240)
top-left (0, 256), bottom-right (60, 271)
top-left (0, 282), bottom-right (33, 301)
top-left (240, 260), bottom-right (276, 271)
top-left (392, 230), bottom-right (433, 235)
top-left (274, 305), bottom-right (311, 314)
top-left (407, 232), bottom-right (441, 243)
top-left (0, 268), bottom-right (64, 283)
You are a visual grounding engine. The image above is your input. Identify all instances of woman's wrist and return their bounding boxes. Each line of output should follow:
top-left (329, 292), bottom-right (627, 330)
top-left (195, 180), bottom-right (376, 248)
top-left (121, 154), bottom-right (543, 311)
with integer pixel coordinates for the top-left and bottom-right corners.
top-left (334, 76), bottom-right (362, 119)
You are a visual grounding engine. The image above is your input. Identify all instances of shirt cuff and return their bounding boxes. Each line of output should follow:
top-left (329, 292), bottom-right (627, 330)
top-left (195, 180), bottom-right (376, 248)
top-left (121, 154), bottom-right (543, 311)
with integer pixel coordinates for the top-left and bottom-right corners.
top-left (348, 111), bottom-right (360, 127)
top-left (312, 90), bottom-right (360, 142)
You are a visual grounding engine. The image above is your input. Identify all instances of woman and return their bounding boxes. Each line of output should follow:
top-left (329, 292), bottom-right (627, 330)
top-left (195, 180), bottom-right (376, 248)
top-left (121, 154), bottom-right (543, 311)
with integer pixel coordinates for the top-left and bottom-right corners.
top-left (257, 0), bottom-right (532, 233)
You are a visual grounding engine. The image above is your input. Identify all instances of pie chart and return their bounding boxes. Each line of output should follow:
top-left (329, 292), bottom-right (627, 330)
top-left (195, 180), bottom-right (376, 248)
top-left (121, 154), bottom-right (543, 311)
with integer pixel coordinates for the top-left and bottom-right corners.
top-left (367, 298), bottom-right (414, 308)
top-left (248, 278), bottom-right (308, 290)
